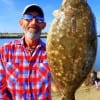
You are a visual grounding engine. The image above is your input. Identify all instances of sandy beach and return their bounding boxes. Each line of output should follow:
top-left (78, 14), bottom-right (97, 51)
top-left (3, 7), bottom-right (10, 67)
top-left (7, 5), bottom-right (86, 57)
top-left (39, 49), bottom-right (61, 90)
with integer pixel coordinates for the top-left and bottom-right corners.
top-left (52, 71), bottom-right (100, 100)
top-left (52, 83), bottom-right (100, 100)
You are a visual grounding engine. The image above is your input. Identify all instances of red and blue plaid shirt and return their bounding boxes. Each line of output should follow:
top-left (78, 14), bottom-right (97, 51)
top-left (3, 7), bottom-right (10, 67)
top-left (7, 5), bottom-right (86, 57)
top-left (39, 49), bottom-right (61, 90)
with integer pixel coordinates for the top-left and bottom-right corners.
top-left (0, 38), bottom-right (51, 100)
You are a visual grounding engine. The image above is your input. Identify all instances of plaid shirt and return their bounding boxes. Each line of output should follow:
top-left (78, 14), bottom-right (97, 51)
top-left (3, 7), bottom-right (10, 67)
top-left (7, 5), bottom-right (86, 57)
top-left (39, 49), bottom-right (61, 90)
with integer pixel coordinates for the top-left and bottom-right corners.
top-left (0, 38), bottom-right (51, 100)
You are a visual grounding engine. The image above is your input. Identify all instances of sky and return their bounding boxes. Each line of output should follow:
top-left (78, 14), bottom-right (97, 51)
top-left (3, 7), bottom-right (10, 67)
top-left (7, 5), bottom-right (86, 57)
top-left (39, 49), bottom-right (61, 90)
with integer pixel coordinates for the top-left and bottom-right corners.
top-left (0, 0), bottom-right (100, 34)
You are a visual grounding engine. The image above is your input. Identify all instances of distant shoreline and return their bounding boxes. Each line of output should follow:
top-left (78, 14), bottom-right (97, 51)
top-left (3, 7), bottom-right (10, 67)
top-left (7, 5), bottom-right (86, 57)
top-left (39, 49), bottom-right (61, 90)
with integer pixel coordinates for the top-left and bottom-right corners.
top-left (0, 33), bottom-right (47, 38)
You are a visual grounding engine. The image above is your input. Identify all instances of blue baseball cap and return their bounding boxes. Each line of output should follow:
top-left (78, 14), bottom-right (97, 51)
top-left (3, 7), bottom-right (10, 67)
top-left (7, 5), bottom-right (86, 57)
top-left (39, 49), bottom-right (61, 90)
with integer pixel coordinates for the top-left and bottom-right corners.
top-left (23, 4), bottom-right (44, 18)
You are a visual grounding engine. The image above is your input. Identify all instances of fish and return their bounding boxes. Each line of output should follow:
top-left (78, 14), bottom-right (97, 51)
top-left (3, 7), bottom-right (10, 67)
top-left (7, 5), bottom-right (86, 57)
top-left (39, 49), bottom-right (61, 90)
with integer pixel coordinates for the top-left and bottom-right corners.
top-left (46, 0), bottom-right (97, 100)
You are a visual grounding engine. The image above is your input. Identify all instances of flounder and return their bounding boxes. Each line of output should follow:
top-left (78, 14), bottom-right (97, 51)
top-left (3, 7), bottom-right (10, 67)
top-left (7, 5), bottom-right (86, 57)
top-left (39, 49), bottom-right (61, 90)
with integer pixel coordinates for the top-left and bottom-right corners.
top-left (46, 0), bottom-right (97, 100)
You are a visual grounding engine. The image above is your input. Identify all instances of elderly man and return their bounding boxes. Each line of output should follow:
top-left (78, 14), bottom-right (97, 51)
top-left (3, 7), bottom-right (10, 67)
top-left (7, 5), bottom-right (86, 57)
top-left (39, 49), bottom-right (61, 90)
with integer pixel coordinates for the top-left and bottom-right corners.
top-left (0, 4), bottom-right (51, 100)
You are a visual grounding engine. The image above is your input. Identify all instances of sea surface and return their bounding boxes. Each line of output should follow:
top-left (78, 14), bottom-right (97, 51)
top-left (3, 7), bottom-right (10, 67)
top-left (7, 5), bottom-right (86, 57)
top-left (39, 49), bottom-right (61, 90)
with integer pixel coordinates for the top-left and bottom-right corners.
top-left (0, 37), bottom-right (100, 71)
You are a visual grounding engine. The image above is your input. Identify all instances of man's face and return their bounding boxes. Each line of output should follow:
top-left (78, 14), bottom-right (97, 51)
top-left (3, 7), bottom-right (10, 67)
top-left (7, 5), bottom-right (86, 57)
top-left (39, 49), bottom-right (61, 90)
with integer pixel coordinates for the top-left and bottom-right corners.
top-left (20, 11), bottom-right (46, 40)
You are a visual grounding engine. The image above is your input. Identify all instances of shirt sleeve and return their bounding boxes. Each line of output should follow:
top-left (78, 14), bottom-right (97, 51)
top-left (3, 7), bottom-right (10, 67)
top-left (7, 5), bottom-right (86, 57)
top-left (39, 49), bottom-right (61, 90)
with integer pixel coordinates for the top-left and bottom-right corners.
top-left (0, 48), bottom-right (12, 99)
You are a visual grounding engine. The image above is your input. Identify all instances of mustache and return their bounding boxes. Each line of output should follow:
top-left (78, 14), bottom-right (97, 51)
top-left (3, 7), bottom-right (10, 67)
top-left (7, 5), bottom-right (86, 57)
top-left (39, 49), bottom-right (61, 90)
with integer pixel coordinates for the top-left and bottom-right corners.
top-left (28, 25), bottom-right (40, 30)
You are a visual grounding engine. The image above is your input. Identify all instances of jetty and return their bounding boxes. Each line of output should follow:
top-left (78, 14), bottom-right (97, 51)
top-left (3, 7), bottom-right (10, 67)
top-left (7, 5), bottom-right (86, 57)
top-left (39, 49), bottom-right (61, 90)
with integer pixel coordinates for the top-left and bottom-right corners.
top-left (0, 33), bottom-right (47, 38)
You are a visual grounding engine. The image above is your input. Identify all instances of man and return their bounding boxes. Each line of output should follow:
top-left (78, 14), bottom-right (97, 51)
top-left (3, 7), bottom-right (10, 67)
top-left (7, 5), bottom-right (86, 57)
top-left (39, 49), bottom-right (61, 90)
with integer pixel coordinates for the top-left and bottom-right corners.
top-left (0, 4), bottom-right (51, 100)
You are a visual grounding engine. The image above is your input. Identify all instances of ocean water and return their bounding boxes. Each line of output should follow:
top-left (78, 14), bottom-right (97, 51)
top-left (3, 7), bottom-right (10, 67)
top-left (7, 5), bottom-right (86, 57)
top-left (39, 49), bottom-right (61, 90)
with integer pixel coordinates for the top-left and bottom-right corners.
top-left (0, 37), bottom-right (100, 71)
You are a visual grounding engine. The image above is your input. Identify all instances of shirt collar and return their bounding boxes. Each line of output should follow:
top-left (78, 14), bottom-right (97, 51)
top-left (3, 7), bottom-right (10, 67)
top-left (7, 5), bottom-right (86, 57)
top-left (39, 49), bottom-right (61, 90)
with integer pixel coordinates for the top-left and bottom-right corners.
top-left (13, 36), bottom-right (45, 48)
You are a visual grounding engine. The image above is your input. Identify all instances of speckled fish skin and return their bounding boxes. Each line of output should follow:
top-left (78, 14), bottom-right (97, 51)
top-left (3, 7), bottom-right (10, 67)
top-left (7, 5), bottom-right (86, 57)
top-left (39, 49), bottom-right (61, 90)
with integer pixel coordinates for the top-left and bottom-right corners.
top-left (46, 0), bottom-right (97, 100)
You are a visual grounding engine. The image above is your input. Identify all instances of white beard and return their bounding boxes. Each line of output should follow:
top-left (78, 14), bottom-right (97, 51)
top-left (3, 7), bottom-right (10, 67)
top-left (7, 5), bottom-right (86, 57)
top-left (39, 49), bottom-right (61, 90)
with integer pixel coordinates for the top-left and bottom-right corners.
top-left (25, 31), bottom-right (41, 40)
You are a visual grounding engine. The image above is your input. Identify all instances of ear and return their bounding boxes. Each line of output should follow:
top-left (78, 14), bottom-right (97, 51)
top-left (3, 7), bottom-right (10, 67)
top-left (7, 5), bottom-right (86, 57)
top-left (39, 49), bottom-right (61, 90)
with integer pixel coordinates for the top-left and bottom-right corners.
top-left (19, 19), bottom-right (23, 28)
top-left (40, 22), bottom-right (46, 29)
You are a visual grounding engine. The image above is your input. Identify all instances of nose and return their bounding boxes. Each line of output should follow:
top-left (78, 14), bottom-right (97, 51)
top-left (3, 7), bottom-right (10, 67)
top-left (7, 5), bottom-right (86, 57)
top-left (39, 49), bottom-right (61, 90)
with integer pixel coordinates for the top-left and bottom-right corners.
top-left (30, 18), bottom-right (38, 24)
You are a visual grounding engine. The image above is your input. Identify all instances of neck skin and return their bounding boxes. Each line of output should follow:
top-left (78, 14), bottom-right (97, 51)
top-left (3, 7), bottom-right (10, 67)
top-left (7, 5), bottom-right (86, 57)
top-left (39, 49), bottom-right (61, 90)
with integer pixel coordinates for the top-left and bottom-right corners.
top-left (24, 35), bottom-right (40, 49)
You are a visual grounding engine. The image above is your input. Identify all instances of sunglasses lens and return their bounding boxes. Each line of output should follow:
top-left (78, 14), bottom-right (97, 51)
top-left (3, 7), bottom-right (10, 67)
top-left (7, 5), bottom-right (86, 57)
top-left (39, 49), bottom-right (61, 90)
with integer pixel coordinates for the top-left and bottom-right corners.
top-left (35, 16), bottom-right (44, 22)
top-left (23, 14), bottom-right (33, 20)
top-left (22, 14), bottom-right (44, 22)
